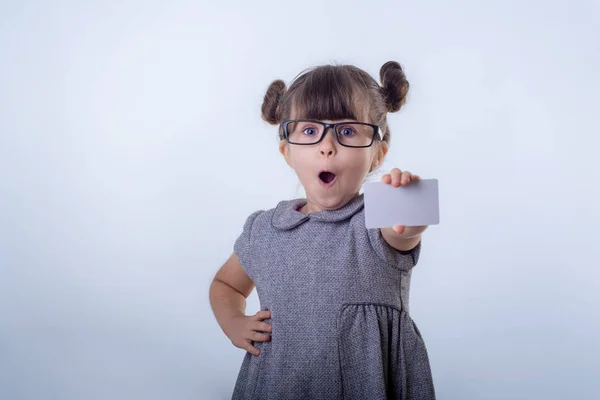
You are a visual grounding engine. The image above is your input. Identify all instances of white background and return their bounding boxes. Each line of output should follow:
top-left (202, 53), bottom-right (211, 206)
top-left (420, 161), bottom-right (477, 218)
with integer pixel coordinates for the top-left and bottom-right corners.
top-left (1, 0), bottom-right (599, 399)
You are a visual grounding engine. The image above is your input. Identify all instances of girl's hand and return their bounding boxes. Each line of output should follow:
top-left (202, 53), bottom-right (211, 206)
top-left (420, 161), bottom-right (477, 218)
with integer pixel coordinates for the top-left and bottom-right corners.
top-left (225, 310), bottom-right (272, 356)
top-left (381, 168), bottom-right (421, 235)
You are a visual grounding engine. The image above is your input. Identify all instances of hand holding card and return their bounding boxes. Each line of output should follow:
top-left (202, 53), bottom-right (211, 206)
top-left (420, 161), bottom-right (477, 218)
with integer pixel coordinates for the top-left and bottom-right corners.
top-left (364, 169), bottom-right (439, 231)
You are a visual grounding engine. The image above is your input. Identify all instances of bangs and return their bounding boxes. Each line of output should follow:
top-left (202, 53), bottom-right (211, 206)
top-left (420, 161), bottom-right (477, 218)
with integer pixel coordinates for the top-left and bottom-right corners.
top-left (289, 66), bottom-right (371, 122)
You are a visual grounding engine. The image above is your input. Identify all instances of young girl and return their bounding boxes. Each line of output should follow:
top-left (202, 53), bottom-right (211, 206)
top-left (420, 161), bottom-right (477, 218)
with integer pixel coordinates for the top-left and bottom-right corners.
top-left (209, 61), bottom-right (436, 400)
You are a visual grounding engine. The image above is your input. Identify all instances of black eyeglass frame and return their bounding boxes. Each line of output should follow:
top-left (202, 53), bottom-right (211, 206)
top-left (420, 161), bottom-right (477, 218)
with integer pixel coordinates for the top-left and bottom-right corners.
top-left (280, 119), bottom-right (384, 148)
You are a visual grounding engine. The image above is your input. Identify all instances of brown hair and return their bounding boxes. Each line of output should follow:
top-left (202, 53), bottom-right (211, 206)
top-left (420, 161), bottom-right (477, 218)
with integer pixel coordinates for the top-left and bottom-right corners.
top-left (261, 61), bottom-right (409, 145)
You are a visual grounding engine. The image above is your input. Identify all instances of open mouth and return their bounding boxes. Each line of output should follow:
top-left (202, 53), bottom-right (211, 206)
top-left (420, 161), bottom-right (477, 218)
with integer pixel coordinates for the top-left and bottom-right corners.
top-left (319, 171), bottom-right (337, 185)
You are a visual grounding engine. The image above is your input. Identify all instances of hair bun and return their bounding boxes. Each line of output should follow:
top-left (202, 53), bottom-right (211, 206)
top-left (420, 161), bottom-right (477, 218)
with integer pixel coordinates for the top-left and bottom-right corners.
top-left (379, 61), bottom-right (409, 113)
top-left (261, 79), bottom-right (287, 125)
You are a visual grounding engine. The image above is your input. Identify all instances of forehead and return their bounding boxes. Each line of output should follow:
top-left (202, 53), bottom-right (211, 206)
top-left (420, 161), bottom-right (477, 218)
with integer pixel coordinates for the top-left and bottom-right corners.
top-left (289, 100), bottom-right (372, 123)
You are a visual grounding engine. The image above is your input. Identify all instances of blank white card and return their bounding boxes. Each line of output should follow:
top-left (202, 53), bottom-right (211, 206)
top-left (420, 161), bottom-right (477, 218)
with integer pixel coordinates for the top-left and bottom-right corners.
top-left (364, 179), bottom-right (440, 228)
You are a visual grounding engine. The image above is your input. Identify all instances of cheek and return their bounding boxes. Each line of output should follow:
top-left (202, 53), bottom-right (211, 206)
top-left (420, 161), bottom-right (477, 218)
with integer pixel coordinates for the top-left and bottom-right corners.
top-left (288, 150), bottom-right (312, 174)
top-left (344, 152), bottom-right (373, 171)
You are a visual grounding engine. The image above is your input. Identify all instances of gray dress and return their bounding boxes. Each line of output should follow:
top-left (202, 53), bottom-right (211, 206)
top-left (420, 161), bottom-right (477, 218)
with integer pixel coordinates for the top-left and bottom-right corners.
top-left (231, 193), bottom-right (435, 400)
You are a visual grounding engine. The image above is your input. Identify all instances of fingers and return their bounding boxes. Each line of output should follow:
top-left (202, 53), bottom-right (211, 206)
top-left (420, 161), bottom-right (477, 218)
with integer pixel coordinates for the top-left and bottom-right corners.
top-left (244, 329), bottom-right (272, 357)
top-left (239, 310), bottom-right (273, 357)
top-left (381, 168), bottom-right (420, 187)
top-left (250, 330), bottom-right (271, 342)
top-left (251, 321), bottom-right (272, 340)
top-left (381, 168), bottom-right (400, 185)
top-left (399, 170), bottom-right (413, 185)
top-left (244, 340), bottom-right (261, 356)
top-left (392, 168), bottom-right (403, 187)
top-left (251, 311), bottom-right (273, 342)
top-left (254, 321), bottom-right (272, 333)
top-left (252, 310), bottom-right (271, 320)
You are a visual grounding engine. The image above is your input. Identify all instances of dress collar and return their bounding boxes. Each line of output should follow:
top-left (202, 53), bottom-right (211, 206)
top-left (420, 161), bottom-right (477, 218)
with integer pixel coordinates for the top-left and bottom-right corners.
top-left (271, 194), bottom-right (365, 230)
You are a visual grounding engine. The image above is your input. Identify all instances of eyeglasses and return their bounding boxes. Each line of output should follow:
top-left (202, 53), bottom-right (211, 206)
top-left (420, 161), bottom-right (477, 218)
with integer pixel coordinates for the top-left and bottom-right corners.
top-left (281, 120), bottom-right (383, 148)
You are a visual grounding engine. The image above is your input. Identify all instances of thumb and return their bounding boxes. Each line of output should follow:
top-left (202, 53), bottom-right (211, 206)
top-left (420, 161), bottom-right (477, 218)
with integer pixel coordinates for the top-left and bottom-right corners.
top-left (392, 225), bottom-right (406, 235)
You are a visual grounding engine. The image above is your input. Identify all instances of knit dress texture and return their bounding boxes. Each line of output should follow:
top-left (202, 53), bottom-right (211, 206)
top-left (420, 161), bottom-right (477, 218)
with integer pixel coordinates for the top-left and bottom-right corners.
top-left (231, 193), bottom-right (435, 400)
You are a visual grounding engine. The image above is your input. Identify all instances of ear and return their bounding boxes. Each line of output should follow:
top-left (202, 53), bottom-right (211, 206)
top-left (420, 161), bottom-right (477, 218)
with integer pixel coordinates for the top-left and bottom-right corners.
top-left (279, 140), bottom-right (292, 167)
top-left (370, 141), bottom-right (388, 172)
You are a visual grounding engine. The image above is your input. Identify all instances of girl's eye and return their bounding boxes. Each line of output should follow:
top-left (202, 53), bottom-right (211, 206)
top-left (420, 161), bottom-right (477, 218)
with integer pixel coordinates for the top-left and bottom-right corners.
top-left (339, 127), bottom-right (355, 136)
top-left (303, 127), bottom-right (318, 136)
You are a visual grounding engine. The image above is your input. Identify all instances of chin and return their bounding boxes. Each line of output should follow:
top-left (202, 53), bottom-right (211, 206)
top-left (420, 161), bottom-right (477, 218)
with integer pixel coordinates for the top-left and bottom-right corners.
top-left (308, 190), bottom-right (351, 211)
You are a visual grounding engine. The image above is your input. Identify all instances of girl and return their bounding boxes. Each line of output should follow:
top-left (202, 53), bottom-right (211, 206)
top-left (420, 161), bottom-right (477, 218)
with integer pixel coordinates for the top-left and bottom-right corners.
top-left (209, 61), bottom-right (436, 400)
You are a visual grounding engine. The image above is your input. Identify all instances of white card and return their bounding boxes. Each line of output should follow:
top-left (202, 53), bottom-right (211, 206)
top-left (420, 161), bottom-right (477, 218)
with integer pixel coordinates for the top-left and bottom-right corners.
top-left (364, 179), bottom-right (440, 228)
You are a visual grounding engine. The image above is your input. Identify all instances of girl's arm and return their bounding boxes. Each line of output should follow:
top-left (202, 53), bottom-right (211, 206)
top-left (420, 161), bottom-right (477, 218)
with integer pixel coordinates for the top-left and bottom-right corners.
top-left (209, 254), bottom-right (273, 356)
top-left (209, 253), bottom-right (255, 334)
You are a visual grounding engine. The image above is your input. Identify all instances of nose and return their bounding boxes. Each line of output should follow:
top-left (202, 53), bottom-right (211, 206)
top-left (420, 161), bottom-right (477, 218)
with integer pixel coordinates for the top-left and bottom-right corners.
top-left (319, 128), bottom-right (337, 157)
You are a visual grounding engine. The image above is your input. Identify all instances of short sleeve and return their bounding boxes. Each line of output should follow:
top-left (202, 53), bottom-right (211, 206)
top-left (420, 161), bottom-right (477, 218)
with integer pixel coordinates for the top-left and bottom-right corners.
top-left (366, 228), bottom-right (421, 270)
top-left (233, 210), bottom-right (264, 282)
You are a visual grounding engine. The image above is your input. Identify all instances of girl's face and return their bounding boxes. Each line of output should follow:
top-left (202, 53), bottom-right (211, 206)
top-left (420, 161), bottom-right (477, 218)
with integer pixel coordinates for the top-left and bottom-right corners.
top-left (279, 118), bottom-right (387, 213)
